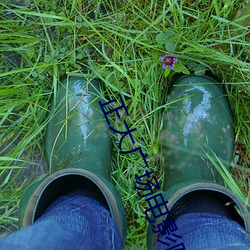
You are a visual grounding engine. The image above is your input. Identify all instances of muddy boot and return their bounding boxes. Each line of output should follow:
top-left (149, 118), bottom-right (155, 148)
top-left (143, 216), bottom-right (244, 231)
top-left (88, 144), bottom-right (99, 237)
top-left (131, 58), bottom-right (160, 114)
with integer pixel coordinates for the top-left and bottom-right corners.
top-left (147, 75), bottom-right (250, 249)
top-left (19, 76), bottom-right (127, 243)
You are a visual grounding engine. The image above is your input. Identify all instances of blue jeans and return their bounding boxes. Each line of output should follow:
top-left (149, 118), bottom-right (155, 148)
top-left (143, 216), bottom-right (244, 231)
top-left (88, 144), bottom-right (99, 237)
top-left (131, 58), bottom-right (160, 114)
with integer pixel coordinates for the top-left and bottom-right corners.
top-left (0, 196), bottom-right (123, 250)
top-left (0, 196), bottom-right (249, 249)
top-left (155, 213), bottom-right (250, 250)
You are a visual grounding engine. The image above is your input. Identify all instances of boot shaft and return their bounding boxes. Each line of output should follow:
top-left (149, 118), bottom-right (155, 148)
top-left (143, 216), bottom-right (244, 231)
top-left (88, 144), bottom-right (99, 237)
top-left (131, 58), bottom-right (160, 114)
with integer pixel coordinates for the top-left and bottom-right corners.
top-left (160, 75), bottom-right (234, 189)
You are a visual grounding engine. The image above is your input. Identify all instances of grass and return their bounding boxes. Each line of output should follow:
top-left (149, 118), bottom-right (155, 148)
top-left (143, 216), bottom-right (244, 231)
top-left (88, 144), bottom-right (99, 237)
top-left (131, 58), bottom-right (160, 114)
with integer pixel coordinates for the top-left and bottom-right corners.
top-left (0, 0), bottom-right (249, 248)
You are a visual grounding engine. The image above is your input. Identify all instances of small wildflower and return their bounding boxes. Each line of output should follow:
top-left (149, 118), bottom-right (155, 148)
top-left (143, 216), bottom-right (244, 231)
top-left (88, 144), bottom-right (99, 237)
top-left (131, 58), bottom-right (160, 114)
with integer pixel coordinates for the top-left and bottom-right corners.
top-left (159, 53), bottom-right (177, 70)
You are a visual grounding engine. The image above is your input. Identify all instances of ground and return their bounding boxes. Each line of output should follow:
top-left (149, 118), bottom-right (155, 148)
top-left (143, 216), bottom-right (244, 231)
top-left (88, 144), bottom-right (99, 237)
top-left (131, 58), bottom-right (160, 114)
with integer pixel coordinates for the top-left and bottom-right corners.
top-left (0, 0), bottom-right (249, 249)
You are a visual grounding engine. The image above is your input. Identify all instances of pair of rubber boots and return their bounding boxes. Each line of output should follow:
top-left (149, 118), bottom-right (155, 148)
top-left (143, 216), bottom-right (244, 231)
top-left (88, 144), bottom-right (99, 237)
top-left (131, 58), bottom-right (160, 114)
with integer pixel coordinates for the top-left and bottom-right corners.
top-left (19, 75), bottom-right (250, 249)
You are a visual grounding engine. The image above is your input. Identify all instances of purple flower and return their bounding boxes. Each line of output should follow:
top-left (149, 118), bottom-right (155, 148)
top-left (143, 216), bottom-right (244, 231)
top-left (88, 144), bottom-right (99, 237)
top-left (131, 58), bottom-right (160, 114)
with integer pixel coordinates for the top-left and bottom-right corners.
top-left (159, 53), bottom-right (177, 70)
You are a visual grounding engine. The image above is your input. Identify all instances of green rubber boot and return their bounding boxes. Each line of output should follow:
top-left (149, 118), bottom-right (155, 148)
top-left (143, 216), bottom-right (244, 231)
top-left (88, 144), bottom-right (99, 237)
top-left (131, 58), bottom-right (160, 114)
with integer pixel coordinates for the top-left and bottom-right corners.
top-left (19, 77), bottom-right (126, 242)
top-left (147, 75), bottom-right (250, 249)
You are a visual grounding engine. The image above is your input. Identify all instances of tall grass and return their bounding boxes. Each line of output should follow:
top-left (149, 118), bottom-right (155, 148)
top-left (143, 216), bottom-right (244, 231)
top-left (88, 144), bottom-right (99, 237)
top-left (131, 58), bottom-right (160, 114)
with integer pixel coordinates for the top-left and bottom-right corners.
top-left (0, 0), bottom-right (249, 248)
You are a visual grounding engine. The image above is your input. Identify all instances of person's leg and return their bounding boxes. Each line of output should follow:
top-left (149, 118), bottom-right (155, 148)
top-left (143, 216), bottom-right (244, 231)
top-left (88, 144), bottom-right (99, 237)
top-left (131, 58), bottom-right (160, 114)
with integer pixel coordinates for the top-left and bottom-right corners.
top-left (0, 196), bottom-right (123, 250)
top-left (147, 75), bottom-right (250, 249)
top-left (155, 212), bottom-right (250, 250)
top-left (18, 77), bottom-right (127, 248)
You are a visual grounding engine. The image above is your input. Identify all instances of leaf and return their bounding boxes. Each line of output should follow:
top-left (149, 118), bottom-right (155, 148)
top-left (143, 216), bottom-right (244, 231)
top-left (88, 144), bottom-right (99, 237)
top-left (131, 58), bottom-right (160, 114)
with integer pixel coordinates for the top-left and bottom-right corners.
top-left (186, 61), bottom-right (197, 70)
top-left (44, 54), bottom-right (52, 63)
top-left (164, 67), bottom-right (171, 77)
top-left (76, 22), bottom-right (83, 29)
top-left (182, 67), bottom-right (190, 75)
top-left (32, 71), bottom-right (38, 77)
top-left (156, 32), bottom-right (166, 45)
top-left (174, 62), bottom-right (190, 75)
top-left (173, 62), bottom-right (182, 73)
top-left (164, 28), bottom-right (174, 39)
top-left (194, 64), bottom-right (207, 75)
top-left (156, 28), bottom-right (175, 50)
top-left (165, 42), bottom-right (175, 52)
top-left (76, 53), bottom-right (84, 59)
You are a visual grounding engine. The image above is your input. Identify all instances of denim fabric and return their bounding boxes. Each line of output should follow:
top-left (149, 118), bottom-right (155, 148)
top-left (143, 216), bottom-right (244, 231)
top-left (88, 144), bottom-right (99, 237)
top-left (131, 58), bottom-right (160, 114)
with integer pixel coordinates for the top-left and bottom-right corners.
top-left (1, 196), bottom-right (250, 250)
top-left (0, 196), bottom-right (123, 250)
top-left (155, 213), bottom-right (250, 250)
